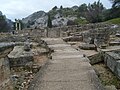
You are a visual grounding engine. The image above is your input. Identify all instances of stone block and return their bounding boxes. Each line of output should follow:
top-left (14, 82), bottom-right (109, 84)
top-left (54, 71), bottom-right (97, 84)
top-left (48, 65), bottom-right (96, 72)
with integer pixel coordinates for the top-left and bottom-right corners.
top-left (109, 41), bottom-right (120, 46)
top-left (79, 44), bottom-right (96, 50)
top-left (104, 51), bottom-right (120, 79)
top-left (104, 52), bottom-right (117, 72)
top-left (8, 46), bottom-right (33, 67)
top-left (116, 60), bottom-right (120, 78)
top-left (88, 52), bottom-right (103, 64)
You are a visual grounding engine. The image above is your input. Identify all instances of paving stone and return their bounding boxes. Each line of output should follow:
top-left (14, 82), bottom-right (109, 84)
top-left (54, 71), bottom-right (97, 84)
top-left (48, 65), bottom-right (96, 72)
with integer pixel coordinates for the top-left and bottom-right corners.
top-left (29, 38), bottom-right (104, 90)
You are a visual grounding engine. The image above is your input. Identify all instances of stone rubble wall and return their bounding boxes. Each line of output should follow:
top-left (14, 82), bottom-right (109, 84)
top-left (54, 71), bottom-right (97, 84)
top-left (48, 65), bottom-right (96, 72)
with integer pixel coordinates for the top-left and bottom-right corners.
top-left (0, 23), bottom-right (118, 43)
top-left (17, 23), bottom-right (113, 38)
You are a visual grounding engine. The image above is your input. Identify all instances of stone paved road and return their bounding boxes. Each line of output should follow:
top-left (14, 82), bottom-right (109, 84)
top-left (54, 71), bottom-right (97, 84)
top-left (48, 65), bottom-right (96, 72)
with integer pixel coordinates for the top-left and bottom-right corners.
top-left (29, 38), bottom-right (105, 90)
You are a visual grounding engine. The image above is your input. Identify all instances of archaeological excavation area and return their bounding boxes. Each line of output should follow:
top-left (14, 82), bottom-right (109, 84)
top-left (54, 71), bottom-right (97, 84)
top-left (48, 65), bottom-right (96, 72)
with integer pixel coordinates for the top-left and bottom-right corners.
top-left (0, 23), bottom-right (120, 90)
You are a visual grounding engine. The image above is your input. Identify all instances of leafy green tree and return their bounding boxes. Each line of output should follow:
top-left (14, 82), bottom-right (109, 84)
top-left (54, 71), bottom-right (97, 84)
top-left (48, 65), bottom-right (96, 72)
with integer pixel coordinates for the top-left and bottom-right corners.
top-left (52, 6), bottom-right (58, 10)
top-left (110, 0), bottom-right (120, 8)
top-left (60, 5), bottom-right (63, 9)
top-left (86, 0), bottom-right (105, 23)
top-left (0, 15), bottom-right (9, 32)
top-left (108, 0), bottom-right (120, 19)
top-left (47, 14), bottom-right (52, 28)
top-left (78, 4), bottom-right (87, 17)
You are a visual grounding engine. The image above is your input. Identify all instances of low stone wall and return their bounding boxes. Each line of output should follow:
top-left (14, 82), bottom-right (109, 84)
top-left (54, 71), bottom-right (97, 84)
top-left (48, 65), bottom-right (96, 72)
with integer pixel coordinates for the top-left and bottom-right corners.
top-left (81, 27), bottom-right (110, 48)
top-left (0, 43), bottom-right (14, 52)
top-left (63, 36), bottom-right (83, 42)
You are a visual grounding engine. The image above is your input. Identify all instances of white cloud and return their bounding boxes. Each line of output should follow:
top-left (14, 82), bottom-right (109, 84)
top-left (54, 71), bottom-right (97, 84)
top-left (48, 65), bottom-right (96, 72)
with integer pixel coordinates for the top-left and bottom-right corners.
top-left (0, 0), bottom-right (112, 21)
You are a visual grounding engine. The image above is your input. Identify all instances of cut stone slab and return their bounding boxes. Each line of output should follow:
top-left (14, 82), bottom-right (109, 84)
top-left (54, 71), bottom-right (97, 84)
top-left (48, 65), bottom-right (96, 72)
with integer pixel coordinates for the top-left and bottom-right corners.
top-left (0, 42), bottom-right (15, 52)
top-left (42, 38), bottom-right (66, 45)
top-left (8, 46), bottom-right (33, 58)
top-left (79, 44), bottom-right (96, 50)
top-left (45, 60), bottom-right (92, 71)
top-left (33, 81), bottom-right (103, 90)
top-left (52, 52), bottom-right (82, 57)
top-left (109, 41), bottom-right (120, 46)
top-left (48, 45), bottom-right (74, 50)
top-left (41, 70), bottom-right (98, 82)
top-left (52, 54), bottom-right (83, 60)
top-left (8, 46), bottom-right (33, 67)
top-left (63, 36), bottom-right (82, 42)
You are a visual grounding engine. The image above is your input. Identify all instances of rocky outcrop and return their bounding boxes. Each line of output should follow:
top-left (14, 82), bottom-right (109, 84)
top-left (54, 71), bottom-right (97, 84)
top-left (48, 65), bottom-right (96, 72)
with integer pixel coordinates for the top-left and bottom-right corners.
top-left (52, 15), bottom-right (77, 27)
top-left (22, 9), bottom-right (77, 28)
top-left (22, 11), bottom-right (47, 28)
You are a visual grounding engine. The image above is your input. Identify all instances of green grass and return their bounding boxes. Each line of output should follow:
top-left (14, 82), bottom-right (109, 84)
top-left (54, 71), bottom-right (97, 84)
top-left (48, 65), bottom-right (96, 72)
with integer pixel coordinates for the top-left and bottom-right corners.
top-left (74, 18), bottom-right (89, 24)
top-left (105, 18), bottom-right (120, 24)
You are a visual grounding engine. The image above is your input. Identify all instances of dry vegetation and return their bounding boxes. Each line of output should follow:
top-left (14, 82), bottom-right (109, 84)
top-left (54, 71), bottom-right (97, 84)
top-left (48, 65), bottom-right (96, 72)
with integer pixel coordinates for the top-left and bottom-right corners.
top-left (93, 62), bottom-right (120, 89)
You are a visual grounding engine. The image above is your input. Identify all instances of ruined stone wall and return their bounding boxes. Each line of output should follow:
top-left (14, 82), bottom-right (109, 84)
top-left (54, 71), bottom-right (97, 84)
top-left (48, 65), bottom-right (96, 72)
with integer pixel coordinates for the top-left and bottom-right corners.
top-left (82, 27), bottom-right (110, 47)
top-left (0, 23), bottom-right (117, 42)
top-left (0, 47), bottom-right (13, 90)
top-left (16, 23), bottom-right (113, 38)
top-left (46, 23), bottom-right (112, 38)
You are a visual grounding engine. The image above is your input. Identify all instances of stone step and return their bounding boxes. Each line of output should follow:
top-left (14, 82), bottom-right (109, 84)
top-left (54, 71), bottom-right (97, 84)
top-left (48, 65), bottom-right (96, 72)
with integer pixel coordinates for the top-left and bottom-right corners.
top-left (45, 61), bottom-right (92, 71)
top-left (52, 55), bottom-right (83, 60)
top-left (34, 81), bottom-right (102, 90)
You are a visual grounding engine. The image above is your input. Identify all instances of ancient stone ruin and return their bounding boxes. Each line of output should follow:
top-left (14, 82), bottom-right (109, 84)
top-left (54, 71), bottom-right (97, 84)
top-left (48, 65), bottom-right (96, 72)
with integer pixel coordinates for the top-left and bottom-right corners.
top-left (0, 23), bottom-right (120, 90)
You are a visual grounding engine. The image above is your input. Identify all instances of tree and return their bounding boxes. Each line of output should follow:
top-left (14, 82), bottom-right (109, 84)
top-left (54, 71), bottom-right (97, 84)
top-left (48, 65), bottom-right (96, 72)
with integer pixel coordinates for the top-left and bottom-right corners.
top-left (47, 14), bottom-right (52, 28)
top-left (0, 15), bottom-right (9, 32)
top-left (52, 6), bottom-right (58, 10)
top-left (109, 0), bottom-right (120, 19)
top-left (78, 3), bottom-right (87, 17)
top-left (86, 0), bottom-right (105, 23)
top-left (60, 5), bottom-right (63, 9)
top-left (110, 0), bottom-right (120, 8)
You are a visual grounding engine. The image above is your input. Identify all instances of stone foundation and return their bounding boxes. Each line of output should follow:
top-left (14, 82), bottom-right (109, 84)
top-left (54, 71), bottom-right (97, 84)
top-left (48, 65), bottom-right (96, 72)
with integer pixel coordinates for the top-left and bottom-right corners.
top-left (104, 51), bottom-right (120, 79)
top-left (8, 46), bottom-right (34, 68)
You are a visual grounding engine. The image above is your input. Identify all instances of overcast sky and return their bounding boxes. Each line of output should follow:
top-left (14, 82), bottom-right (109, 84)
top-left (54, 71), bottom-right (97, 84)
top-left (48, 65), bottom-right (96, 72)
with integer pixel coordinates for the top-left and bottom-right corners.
top-left (0, 0), bottom-right (112, 21)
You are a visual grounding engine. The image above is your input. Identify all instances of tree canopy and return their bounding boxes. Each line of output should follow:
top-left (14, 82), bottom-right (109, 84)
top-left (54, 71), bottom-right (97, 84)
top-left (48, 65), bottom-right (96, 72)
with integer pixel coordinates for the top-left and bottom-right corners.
top-left (47, 14), bottom-right (52, 28)
top-left (0, 15), bottom-right (9, 32)
top-left (110, 0), bottom-right (120, 7)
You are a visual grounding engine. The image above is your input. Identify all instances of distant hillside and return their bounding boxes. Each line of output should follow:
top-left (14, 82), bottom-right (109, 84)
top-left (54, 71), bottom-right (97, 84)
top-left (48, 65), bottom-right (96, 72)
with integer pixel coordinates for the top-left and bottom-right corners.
top-left (22, 0), bottom-right (109, 28)
top-left (22, 11), bottom-right (46, 23)
top-left (21, 5), bottom-right (88, 28)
